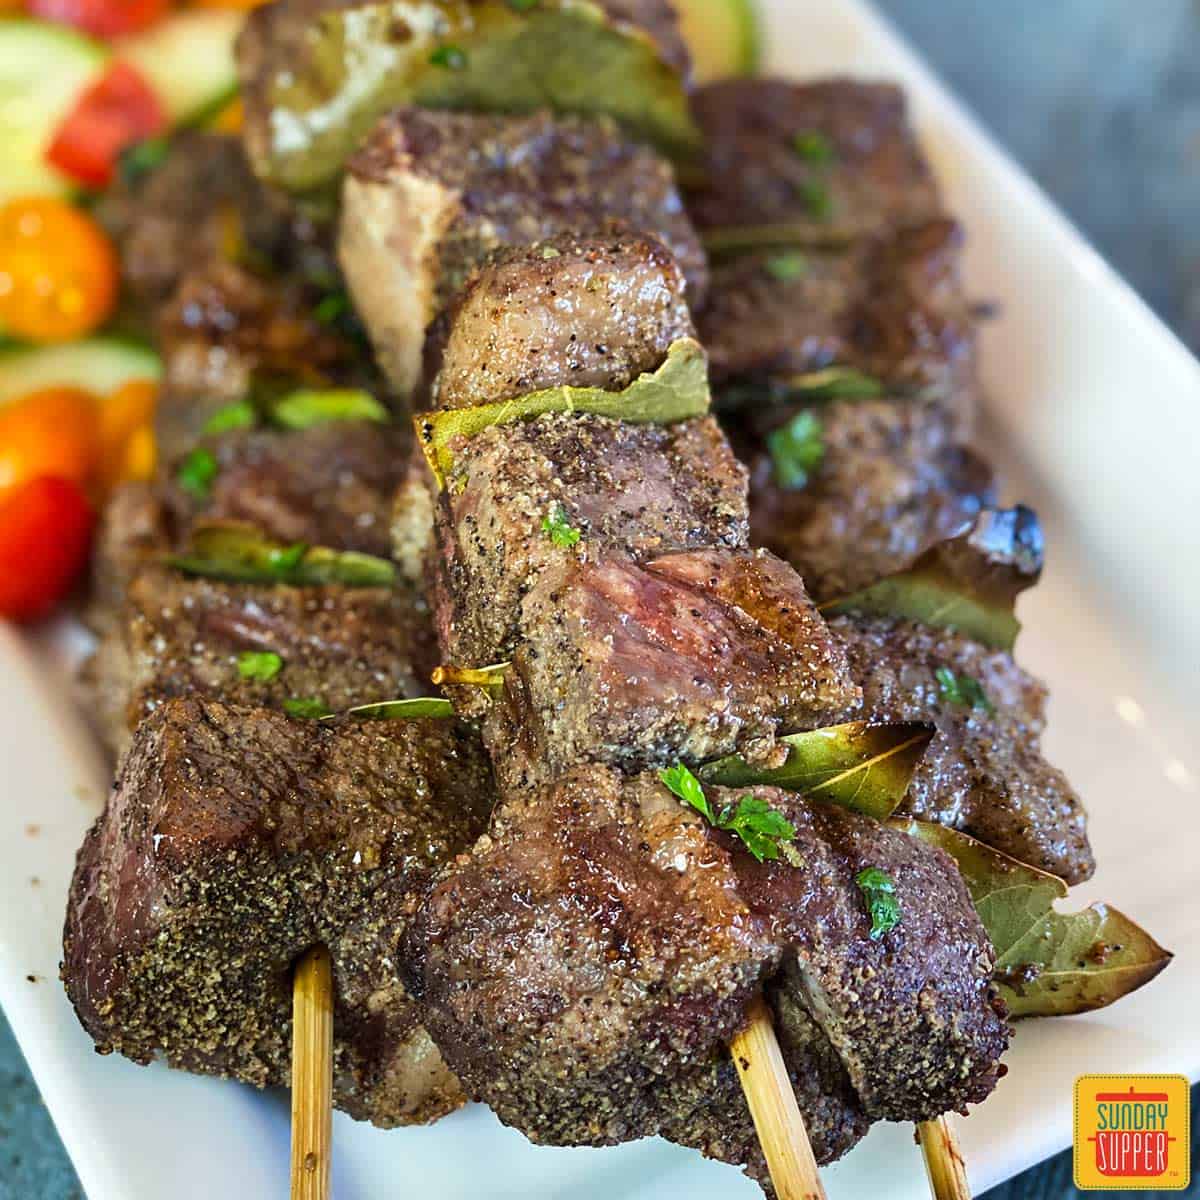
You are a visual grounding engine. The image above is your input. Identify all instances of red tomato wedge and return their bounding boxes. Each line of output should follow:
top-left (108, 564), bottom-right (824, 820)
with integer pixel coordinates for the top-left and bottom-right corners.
top-left (0, 476), bottom-right (95, 623)
top-left (29, 0), bottom-right (168, 37)
top-left (44, 60), bottom-right (166, 188)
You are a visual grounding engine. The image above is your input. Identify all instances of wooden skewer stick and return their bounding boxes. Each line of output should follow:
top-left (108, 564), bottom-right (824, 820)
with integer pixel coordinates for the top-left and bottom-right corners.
top-left (917, 1115), bottom-right (971, 1200)
top-left (291, 946), bottom-right (333, 1200)
top-left (730, 994), bottom-right (827, 1200)
top-left (430, 663), bottom-right (508, 688)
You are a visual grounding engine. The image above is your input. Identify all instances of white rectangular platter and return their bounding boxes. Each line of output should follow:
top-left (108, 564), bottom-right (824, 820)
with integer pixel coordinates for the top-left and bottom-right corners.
top-left (2, 1), bottom-right (1199, 1197)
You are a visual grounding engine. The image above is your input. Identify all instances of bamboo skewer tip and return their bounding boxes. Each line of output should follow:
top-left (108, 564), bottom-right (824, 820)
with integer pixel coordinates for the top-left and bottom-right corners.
top-left (730, 995), bottom-right (827, 1200)
top-left (291, 946), bottom-right (334, 1200)
top-left (918, 1115), bottom-right (971, 1200)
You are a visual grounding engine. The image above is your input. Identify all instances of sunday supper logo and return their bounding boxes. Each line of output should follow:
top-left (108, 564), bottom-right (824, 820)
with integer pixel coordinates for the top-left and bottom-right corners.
top-left (1074, 1075), bottom-right (1190, 1190)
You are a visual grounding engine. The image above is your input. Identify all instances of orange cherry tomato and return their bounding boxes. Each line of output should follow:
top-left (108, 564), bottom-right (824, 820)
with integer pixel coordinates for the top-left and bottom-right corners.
top-left (0, 475), bottom-right (95, 623)
top-left (0, 387), bottom-right (99, 502)
top-left (0, 199), bottom-right (118, 343)
top-left (96, 377), bottom-right (157, 492)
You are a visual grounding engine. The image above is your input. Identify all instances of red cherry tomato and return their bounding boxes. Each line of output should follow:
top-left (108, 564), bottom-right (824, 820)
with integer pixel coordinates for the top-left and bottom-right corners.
top-left (29, 0), bottom-right (167, 36)
top-left (45, 62), bottom-right (166, 189)
top-left (0, 476), bottom-right (95, 623)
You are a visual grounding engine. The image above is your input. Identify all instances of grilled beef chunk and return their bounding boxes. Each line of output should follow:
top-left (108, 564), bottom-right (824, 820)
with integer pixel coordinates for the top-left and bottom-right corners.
top-left (88, 566), bottom-right (433, 756)
top-left (430, 232), bottom-right (696, 409)
top-left (340, 108), bottom-right (707, 395)
top-left (155, 260), bottom-right (377, 460)
top-left (431, 412), bottom-right (747, 668)
top-left (832, 615), bottom-right (1094, 883)
top-left (734, 397), bottom-right (995, 601)
top-left (163, 421), bottom-right (409, 561)
top-left (701, 220), bottom-right (978, 416)
top-left (411, 767), bottom-right (1007, 1172)
top-left (686, 79), bottom-right (942, 243)
top-left (64, 699), bottom-right (492, 1126)
top-left (483, 549), bottom-right (860, 789)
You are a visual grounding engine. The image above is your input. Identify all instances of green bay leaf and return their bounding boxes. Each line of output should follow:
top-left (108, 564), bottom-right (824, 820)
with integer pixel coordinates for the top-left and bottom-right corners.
top-left (895, 819), bottom-right (1171, 1017)
top-left (698, 720), bottom-right (933, 821)
top-left (416, 338), bottom-right (709, 487)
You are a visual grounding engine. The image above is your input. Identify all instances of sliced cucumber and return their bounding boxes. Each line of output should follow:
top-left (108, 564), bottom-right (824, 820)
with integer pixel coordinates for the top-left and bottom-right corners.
top-left (115, 10), bottom-right (242, 126)
top-left (0, 338), bottom-right (160, 404)
top-left (674, 0), bottom-right (759, 84)
top-left (0, 19), bottom-right (110, 203)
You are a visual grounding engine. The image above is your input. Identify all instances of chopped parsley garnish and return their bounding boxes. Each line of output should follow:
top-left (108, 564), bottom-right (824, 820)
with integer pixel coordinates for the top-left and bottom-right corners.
top-left (429, 44), bottom-right (468, 69)
top-left (266, 541), bottom-right (309, 575)
top-left (856, 867), bottom-right (901, 939)
top-left (792, 130), bottom-right (833, 165)
top-left (935, 667), bottom-right (995, 714)
top-left (119, 136), bottom-right (169, 185)
top-left (659, 763), bottom-right (798, 864)
top-left (764, 251), bottom-right (807, 283)
top-left (311, 290), bottom-right (370, 347)
top-left (799, 179), bottom-right (832, 222)
top-left (176, 448), bottom-right (219, 500)
top-left (542, 502), bottom-right (582, 548)
top-left (313, 292), bottom-right (351, 324)
top-left (237, 650), bottom-right (283, 681)
top-left (272, 389), bottom-right (389, 430)
top-left (283, 697), bottom-right (332, 719)
top-left (539, 245), bottom-right (561, 259)
top-left (202, 401), bottom-right (257, 435)
top-left (766, 410), bottom-right (824, 490)
top-left (506, 0), bottom-right (539, 10)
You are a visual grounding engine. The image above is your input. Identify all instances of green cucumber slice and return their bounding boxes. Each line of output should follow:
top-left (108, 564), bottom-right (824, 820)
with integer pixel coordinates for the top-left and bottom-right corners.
top-left (114, 10), bottom-right (242, 126)
top-left (0, 19), bottom-right (110, 203)
top-left (0, 337), bottom-right (160, 404)
top-left (674, 0), bottom-right (759, 83)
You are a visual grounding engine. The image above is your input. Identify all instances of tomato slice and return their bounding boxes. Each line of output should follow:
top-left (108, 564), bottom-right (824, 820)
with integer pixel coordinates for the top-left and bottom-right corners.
top-left (0, 475), bottom-right (95, 623)
top-left (44, 60), bottom-right (166, 188)
top-left (0, 198), bottom-right (118, 342)
top-left (29, 0), bottom-right (168, 37)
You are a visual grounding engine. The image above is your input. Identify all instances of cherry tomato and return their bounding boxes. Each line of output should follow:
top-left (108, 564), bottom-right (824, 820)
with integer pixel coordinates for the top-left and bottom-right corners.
top-left (96, 377), bottom-right (157, 492)
top-left (45, 61), bottom-right (166, 189)
top-left (29, 0), bottom-right (167, 37)
top-left (0, 476), bottom-right (95, 623)
top-left (0, 387), bottom-right (100, 502)
top-left (0, 198), bottom-right (118, 343)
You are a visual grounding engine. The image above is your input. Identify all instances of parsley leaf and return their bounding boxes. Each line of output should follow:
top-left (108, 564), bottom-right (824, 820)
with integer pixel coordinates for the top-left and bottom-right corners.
top-left (792, 130), bottom-right (833, 164)
top-left (119, 136), bottom-right (170, 186)
top-left (799, 179), bottom-right (832, 222)
top-left (764, 251), bottom-right (807, 283)
top-left (266, 542), bottom-right (309, 575)
top-left (283, 697), bottom-right (332, 719)
top-left (766, 410), bottom-right (824, 490)
top-left (176, 448), bottom-right (219, 500)
top-left (935, 667), bottom-right (995, 714)
top-left (202, 401), bottom-right (257, 435)
top-left (659, 764), bottom-right (796, 863)
top-left (429, 44), bottom-right (468, 69)
top-left (856, 867), bottom-right (902, 939)
top-left (272, 389), bottom-right (389, 430)
top-left (542, 502), bottom-right (582, 548)
top-left (237, 650), bottom-right (283, 681)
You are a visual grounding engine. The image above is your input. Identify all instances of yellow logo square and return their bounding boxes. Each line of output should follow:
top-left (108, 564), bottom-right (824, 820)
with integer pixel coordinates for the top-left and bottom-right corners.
top-left (1074, 1075), bottom-right (1190, 1190)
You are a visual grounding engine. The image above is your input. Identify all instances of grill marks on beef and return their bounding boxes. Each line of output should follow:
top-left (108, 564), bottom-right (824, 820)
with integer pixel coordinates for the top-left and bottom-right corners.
top-left (413, 769), bottom-right (1005, 1173)
top-left (832, 616), bottom-right (1095, 883)
top-left (487, 548), bottom-right (859, 790)
top-left (64, 699), bottom-right (492, 1127)
top-left (340, 108), bottom-right (707, 395)
top-left (431, 231), bottom-right (697, 409)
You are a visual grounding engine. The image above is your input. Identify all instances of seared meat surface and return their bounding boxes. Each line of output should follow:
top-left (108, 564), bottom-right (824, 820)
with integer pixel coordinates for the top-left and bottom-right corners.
top-left (431, 232), bottom-right (696, 409)
top-left (686, 79), bottom-right (942, 242)
top-left (340, 108), bottom-right (706, 395)
top-left (64, 699), bottom-right (492, 1126)
top-left (163, 420), bottom-right (409, 561)
top-left (431, 412), bottom-right (747, 668)
top-left (485, 549), bottom-right (860, 789)
top-left (88, 566), bottom-right (433, 756)
top-left (833, 614), bottom-right (1095, 883)
top-left (412, 767), bottom-right (1007, 1170)
top-left (734, 397), bottom-right (994, 600)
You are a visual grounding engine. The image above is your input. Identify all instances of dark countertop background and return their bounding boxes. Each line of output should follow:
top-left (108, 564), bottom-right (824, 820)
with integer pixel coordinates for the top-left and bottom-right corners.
top-left (2, 1), bottom-right (1197, 1196)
